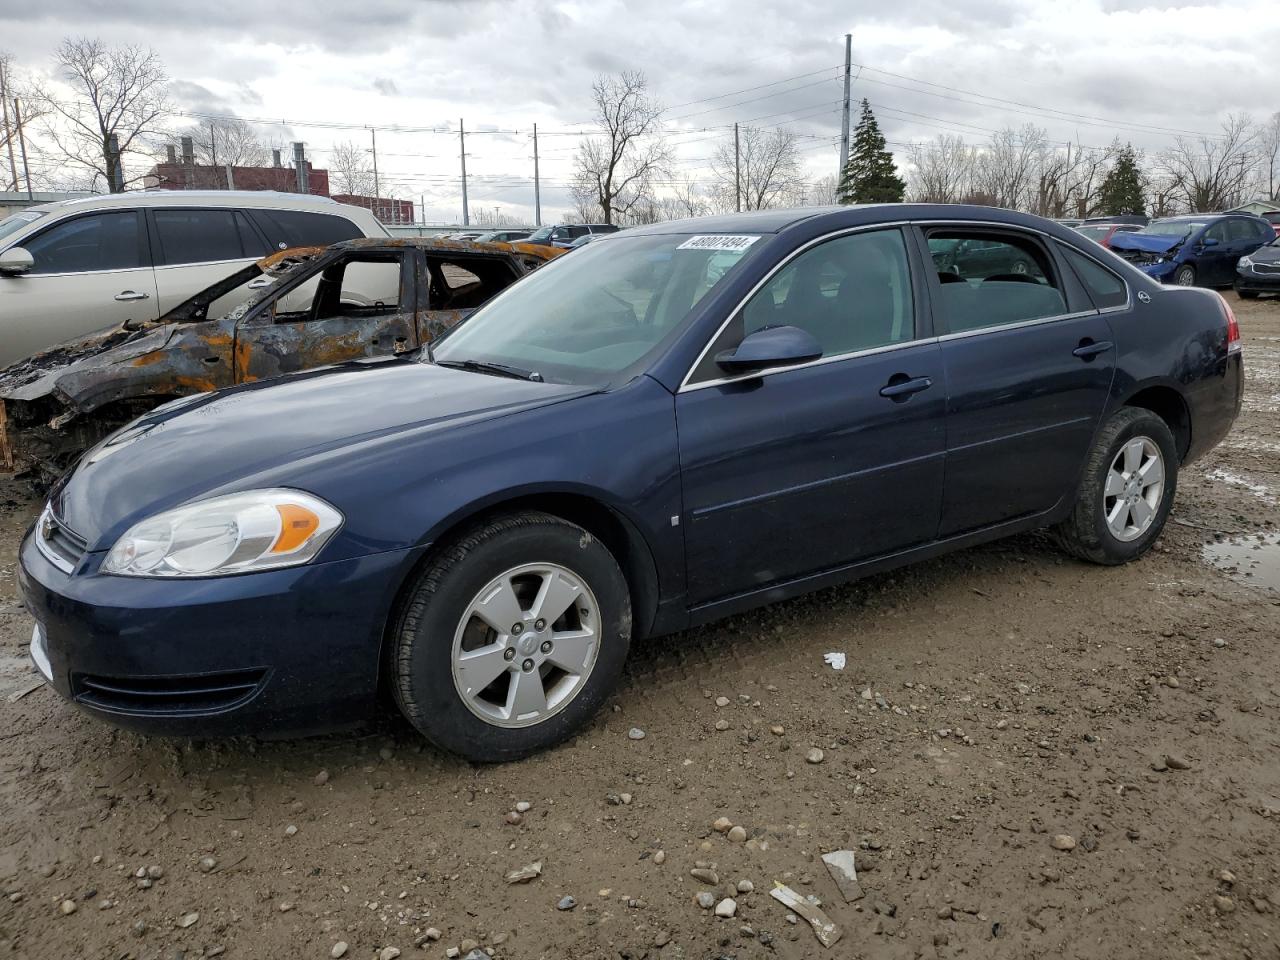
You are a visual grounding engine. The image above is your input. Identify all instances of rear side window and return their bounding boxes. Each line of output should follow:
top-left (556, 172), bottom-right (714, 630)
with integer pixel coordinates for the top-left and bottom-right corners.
top-left (928, 230), bottom-right (1066, 334)
top-left (1059, 245), bottom-right (1127, 309)
top-left (22, 211), bottom-right (143, 274)
top-left (153, 209), bottom-right (259, 265)
top-left (250, 210), bottom-right (364, 250)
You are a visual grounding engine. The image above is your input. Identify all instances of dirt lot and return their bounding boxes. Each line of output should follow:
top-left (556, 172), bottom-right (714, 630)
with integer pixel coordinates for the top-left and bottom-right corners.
top-left (1, 293), bottom-right (1278, 960)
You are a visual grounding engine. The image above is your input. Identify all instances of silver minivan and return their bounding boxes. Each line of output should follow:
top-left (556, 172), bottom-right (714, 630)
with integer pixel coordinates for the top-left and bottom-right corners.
top-left (0, 191), bottom-right (388, 367)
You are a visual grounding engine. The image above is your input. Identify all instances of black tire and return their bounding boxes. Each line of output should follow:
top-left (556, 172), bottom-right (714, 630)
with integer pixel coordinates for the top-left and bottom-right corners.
top-left (1172, 264), bottom-right (1196, 287)
top-left (1054, 407), bottom-right (1179, 565)
top-left (1234, 284), bottom-right (1258, 300)
top-left (390, 511), bottom-right (631, 762)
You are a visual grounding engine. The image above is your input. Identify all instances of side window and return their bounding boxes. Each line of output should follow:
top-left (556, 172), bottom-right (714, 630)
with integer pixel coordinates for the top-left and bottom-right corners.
top-left (1203, 221), bottom-right (1229, 243)
top-left (1059, 245), bottom-right (1127, 309)
top-left (694, 228), bottom-right (914, 382)
top-left (427, 255), bottom-right (520, 310)
top-left (550, 227), bottom-right (572, 242)
top-left (272, 254), bottom-right (404, 323)
top-left (235, 212), bottom-right (269, 257)
top-left (22, 212), bottom-right (142, 275)
top-left (250, 210), bottom-right (364, 250)
top-left (153, 209), bottom-right (247, 265)
top-left (1228, 219), bottom-right (1259, 242)
top-left (928, 230), bottom-right (1066, 334)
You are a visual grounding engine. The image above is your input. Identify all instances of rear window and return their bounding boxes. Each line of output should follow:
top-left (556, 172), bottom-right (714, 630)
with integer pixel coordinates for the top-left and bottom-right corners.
top-left (249, 209), bottom-right (365, 250)
top-left (1059, 244), bottom-right (1127, 310)
top-left (153, 209), bottom-right (264, 265)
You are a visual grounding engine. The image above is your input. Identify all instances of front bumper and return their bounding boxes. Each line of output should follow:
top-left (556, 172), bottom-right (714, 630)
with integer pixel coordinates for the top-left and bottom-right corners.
top-left (1137, 259), bottom-right (1178, 282)
top-left (1235, 268), bottom-right (1280, 293)
top-left (18, 531), bottom-right (423, 737)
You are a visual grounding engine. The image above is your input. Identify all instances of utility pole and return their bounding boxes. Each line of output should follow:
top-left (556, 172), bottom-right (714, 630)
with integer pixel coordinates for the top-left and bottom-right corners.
top-left (419, 195), bottom-right (425, 229)
top-left (370, 127), bottom-right (380, 203)
top-left (734, 122), bottom-right (741, 213)
top-left (13, 98), bottom-right (32, 200)
top-left (209, 122), bottom-right (218, 186)
top-left (532, 122), bottom-right (542, 227)
top-left (459, 118), bottom-right (469, 227)
top-left (0, 62), bottom-right (19, 193)
top-left (108, 133), bottom-right (124, 192)
top-left (839, 32), bottom-right (852, 180)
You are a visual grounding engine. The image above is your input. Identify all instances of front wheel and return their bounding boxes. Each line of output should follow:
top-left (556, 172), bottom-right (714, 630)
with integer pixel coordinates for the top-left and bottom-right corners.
top-left (1055, 407), bottom-right (1178, 565)
top-left (390, 511), bottom-right (631, 762)
top-left (1173, 264), bottom-right (1197, 287)
top-left (1234, 284), bottom-right (1258, 300)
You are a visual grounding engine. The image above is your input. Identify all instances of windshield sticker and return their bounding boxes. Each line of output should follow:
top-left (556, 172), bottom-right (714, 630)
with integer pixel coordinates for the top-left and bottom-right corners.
top-left (677, 235), bottom-right (760, 252)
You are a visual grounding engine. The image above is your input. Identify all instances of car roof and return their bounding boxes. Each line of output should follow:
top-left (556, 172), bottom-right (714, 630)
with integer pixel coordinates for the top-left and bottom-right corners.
top-left (26, 190), bottom-right (363, 214)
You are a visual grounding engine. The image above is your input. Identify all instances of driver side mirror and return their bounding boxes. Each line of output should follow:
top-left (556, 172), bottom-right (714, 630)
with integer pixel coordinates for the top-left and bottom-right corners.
top-left (715, 324), bottom-right (822, 374)
top-left (1200, 237), bottom-right (1219, 248)
top-left (0, 247), bottom-right (34, 275)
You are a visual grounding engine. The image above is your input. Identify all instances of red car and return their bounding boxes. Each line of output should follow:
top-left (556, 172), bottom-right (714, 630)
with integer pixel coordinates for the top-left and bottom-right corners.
top-left (1074, 222), bottom-right (1144, 249)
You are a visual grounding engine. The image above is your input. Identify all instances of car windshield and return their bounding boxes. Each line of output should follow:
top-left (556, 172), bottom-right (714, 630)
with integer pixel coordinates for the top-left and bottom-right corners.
top-left (432, 233), bottom-right (763, 386)
top-left (1140, 219), bottom-right (1206, 237)
top-left (0, 210), bottom-right (46, 243)
top-left (525, 226), bottom-right (554, 243)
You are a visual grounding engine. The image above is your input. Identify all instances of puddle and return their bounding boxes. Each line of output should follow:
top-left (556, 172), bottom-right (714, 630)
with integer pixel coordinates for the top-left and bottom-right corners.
top-left (1202, 533), bottom-right (1280, 593)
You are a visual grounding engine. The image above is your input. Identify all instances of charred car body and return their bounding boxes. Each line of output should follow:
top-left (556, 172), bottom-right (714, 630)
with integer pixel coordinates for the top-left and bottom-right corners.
top-left (0, 238), bottom-right (561, 476)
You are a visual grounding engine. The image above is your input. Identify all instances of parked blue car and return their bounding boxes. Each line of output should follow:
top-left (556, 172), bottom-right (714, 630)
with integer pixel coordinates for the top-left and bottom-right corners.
top-left (1109, 213), bottom-right (1276, 287)
top-left (19, 205), bottom-right (1243, 761)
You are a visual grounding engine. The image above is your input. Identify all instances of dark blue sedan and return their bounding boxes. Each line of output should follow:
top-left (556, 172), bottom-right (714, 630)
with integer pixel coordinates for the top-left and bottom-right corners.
top-left (1109, 213), bottom-right (1275, 287)
top-left (19, 205), bottom-right (1243, 761)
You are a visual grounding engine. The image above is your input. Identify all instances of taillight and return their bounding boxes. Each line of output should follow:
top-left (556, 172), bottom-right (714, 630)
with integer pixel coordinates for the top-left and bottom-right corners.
top-left (1219, 293), bottom-right (1241, 355)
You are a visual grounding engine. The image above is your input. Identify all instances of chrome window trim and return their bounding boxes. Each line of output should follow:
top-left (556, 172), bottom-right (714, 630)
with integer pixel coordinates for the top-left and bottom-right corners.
top-left (679, 221), bottom-right (912, 392)
top-left (154, 257), bottom-right (257, 272)
top-left (679, 218), bottom-right (1133, 393)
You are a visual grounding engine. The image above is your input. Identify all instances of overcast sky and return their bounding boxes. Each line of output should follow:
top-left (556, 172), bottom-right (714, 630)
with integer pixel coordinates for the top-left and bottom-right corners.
top-left (3, 0), bottom-right (1278, 223)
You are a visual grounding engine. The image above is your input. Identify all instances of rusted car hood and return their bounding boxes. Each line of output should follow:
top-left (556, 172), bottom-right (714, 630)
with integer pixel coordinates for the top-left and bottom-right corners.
top-left (1, 326), bottom-right (175, 402)
top-left (53, 360), bottom-right (594, 547)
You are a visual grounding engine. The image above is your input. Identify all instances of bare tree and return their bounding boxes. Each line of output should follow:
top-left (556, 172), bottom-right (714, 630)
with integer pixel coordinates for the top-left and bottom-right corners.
top-left (572, 71), bottom-right (670, 224)
top-left (666, 173), bottom-right (710, 218)
top-left (973, 125), bottom-right (1045, 210)
top-left (33, 38), bottom-right (169, 192)
top-left (711, 125), bottom-right (804, 211)
top-left (184, 117), bottom-right (271, 167)
top-left (1257, 111), bottom-right (1280, 202)
top-left (806, 173), bottom-right (840, 206)
top-left (906, 134), bottom-right (974, 203)
top-left (327, 139), bottom-right (376, 196)
top-left (1161, 114), bottom-right (1258, 212)
top-left (1, 51), bottom-right (51, 192)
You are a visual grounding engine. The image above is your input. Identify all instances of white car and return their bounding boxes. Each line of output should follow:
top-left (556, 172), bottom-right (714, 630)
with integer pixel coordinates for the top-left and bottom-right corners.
top-left (0, 191), bottom-right (388, 367)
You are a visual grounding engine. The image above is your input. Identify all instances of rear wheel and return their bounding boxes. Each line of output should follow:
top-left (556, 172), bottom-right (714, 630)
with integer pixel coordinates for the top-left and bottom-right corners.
top-left (1173, 264), bottom-right (1196, 287)
top-left (1055, 407), bottom-right (1178, 565)
top-left (391, 511), bottom-right (631, 762)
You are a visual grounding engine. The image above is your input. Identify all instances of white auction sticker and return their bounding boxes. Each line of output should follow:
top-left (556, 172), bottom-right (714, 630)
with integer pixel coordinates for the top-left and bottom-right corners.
top-left (676, 234), bottom-right (760, 252)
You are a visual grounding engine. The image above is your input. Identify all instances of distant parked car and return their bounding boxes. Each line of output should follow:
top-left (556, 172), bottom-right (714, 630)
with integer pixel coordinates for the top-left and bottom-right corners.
top-left (447, 232), bottom-right (485, 242)
top-left (17, 204), bottom-right (1242, 760)
top-left (0, 238), bottom-right (561, 476)
top-left (473, 230), bottom-right (532, 243)
top-left (1074, 222), bottom-right (1144, 249)
top-left (929, 236), bottom-right (1039, 278)
top-left (1235, 234), bottom-right (1280, 299)
top-left (524, 223), bottom-right (621, 249)
top-left (1108, 214), bottom-right (1276, 287)
top-left (0, 191), bottom-right (389, 367)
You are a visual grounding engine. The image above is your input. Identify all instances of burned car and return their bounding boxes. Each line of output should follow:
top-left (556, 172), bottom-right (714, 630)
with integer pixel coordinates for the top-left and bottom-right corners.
top-left (0, 238), bottom-right (561, 476)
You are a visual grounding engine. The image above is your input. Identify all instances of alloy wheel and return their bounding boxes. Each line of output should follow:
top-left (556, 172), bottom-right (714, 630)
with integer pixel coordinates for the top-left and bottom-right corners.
top-left (450, 563), bottom-right (600, 728)
top-left (1103, 436), bottom-right (1165, 542)
top-left (1174, 266), bottom-right (1195, 286)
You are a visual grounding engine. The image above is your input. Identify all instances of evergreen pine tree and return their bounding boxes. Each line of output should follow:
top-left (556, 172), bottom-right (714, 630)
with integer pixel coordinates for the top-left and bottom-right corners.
top-left (837, 100), bottom-right (905, 204)
top-left (1098, 145), bottom-right (1146, 216)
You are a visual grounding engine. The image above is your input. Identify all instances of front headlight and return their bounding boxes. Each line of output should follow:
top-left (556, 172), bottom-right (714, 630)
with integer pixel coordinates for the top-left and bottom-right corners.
top-left (102, 489), bottom-right (343, 578)
top-left (1238, 255), bottom-right (1253, 268)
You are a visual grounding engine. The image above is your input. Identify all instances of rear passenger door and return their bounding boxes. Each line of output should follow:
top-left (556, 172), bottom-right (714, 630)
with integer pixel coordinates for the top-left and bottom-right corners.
top-left (148, 208), bottom-right (268, 314)
top-left (923, 226), bottom-right (1117, 537)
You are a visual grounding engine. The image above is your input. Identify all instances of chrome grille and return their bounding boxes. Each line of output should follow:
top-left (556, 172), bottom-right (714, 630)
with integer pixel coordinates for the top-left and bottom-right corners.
top-left (34, 506), bottom-right (87, 573)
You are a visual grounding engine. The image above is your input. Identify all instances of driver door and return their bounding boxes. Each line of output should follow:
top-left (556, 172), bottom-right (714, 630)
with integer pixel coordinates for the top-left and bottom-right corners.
top-left (234, 250), bottom-right (419, 383)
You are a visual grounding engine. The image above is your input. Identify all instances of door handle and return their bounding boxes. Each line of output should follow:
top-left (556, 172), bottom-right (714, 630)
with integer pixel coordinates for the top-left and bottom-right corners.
top-left (879, 375), bottom-right (933, 401)
top-left (1072, 339), bottom-right (1113, 360)
top-left (114, 290), bottom-right (150, 302)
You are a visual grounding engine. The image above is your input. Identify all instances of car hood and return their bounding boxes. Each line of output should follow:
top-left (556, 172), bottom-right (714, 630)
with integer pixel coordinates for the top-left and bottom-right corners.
top-left (51, 360), bottom-right (594, 547)
top-left (1108, 232), bottom-right (1184, 254)
top-left (1248, 244), bottom-right (1280, 263)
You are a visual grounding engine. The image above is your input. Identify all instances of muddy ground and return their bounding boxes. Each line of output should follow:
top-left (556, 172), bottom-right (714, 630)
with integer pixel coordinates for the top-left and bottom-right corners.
top-left (1, 293), bottom-right (1278, 960)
